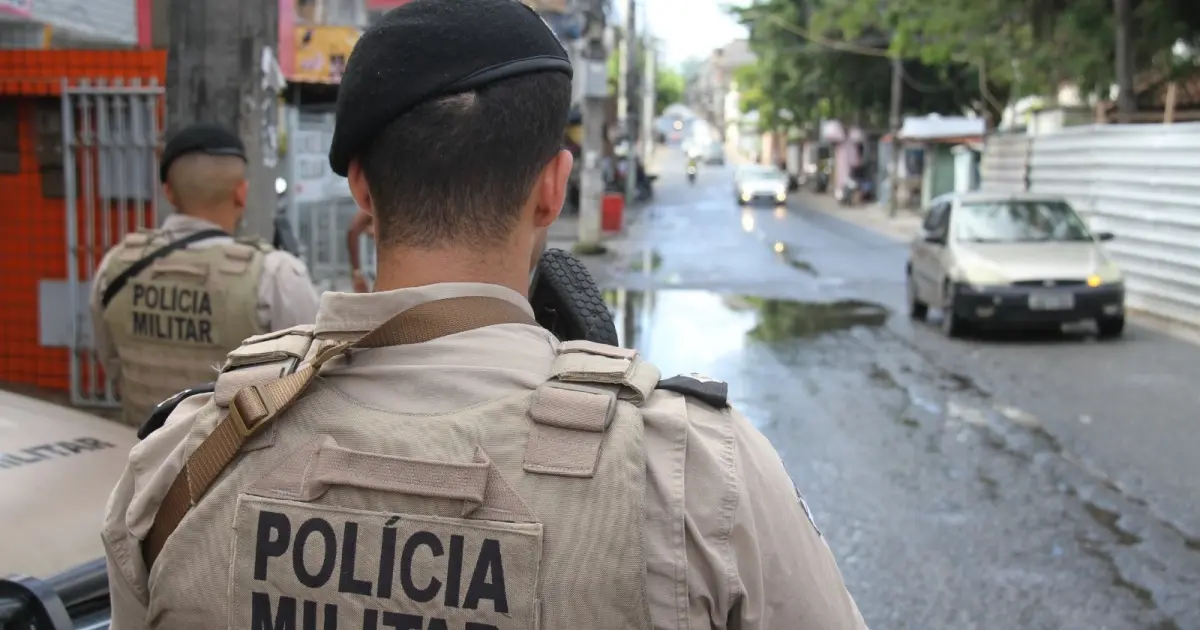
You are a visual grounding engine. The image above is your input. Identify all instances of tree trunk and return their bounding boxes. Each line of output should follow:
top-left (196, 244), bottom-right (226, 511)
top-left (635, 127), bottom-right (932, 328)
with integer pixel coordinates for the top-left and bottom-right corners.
top-left (1113, 0), bottom-right (1136, 123)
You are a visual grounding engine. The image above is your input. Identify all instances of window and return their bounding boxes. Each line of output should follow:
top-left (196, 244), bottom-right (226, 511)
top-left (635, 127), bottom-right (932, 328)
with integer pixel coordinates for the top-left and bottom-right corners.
top-left (954, 200), bottom-right (1091, 243)
top-left (923, 201), bottom-right (950, 233)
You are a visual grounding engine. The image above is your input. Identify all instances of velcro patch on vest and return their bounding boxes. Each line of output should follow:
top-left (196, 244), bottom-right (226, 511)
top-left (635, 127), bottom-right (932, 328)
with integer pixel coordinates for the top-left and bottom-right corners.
top-left (121, 278), bottom-right (223, 347)
top-left (230, 496), bottom-right (543, 630)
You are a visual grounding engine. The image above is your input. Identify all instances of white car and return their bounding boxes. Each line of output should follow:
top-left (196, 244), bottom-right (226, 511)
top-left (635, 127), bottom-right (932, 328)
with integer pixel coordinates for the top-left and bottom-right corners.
top-left (1, 390), bottom-right (138, 627)
top-left (906, 192), bottom-right (1125, 338)
top-left (734, 165), bottom-right (789, 206)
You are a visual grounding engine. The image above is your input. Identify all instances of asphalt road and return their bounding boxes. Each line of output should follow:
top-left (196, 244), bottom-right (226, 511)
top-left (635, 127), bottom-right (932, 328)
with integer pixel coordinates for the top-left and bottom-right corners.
top-left (585, 150), bottom-right (1200, 629)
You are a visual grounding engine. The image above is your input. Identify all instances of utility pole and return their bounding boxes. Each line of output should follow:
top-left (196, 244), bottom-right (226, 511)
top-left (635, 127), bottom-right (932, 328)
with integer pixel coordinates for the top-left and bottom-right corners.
top-left (887, 54), bottom-right (903, 217)
top-left (576, 0), bottom-right (608, 250)
top-left (1113, 0), bottom-right (1135, 123)
top-left (165, 0), bottom-right (283, 241)
top-left (641, 35), bottom-right (657, 172)
top-left (618, 0), bottom-right (638, 202)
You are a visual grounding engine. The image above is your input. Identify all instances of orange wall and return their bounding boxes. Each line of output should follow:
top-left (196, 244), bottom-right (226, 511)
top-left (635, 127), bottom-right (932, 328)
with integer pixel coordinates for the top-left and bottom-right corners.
top-left (0, 50), bottom-right (166, 394)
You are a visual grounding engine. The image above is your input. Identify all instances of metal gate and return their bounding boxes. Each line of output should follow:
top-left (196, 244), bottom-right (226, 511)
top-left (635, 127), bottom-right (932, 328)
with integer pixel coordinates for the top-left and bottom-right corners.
top-left (283, 107), bottom-right (376, 291)
top-left (61, 78), bottom-right (165, 407)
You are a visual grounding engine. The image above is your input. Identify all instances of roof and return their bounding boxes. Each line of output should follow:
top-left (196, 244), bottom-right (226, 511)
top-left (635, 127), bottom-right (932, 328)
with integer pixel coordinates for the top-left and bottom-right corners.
top-left (899, 115), bottom-right (985, 141)
top-left (932, 191), bottom-right (1069, 205)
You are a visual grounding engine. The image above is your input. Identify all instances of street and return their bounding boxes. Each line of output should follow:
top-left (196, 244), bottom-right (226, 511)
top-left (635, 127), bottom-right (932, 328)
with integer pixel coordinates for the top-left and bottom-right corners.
top-left (581, 150), bottom-right (1200, 629)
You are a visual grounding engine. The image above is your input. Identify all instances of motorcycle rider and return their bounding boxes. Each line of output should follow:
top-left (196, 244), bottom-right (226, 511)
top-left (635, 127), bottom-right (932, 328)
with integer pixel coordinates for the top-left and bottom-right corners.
top-left (686, 153), bottom-right (699, 183)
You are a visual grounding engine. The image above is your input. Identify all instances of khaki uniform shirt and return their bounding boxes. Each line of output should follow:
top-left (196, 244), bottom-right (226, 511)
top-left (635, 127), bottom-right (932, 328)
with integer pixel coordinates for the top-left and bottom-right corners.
top-left (89, 214), bottom-right (322, 376)
top-left (102, 283), bottom-right (866, 630)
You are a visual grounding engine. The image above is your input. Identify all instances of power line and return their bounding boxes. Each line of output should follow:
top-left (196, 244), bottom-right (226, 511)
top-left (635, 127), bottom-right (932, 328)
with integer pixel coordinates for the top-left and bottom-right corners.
top-left (741, 9), bottom-right (894, 58)
top-left (901, 66), bottom-right (954, 93)
top-left (743, 10), bottom-right (969, 95)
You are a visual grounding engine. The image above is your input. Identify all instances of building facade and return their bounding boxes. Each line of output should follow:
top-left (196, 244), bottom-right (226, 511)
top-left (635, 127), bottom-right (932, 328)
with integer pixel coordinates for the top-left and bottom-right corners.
top-left (685, 39), bottom-right (755, 139)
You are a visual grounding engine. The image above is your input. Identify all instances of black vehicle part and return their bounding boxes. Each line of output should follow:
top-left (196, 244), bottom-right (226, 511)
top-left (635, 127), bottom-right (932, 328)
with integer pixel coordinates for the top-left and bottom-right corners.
top-left (529, 248), bottom-right (619, 346)
top-left (272, 216), bottom-right (302, 257)
top-left (139, 382), bottom-right (216, 440)
top-left (0, 558), bottom-right (109, 629)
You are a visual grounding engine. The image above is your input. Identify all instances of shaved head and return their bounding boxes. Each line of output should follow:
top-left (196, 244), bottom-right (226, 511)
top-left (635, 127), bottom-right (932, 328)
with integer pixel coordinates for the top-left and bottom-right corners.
top-left (165, 153), bottom-right (248, 211)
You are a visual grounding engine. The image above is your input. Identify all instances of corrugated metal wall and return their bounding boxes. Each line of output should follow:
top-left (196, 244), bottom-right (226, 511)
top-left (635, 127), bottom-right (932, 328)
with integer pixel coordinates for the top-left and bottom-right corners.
top-left (979, 133), bottom-right (1030, 193)
top-left (1024, 123), bottom-right (1200, 326)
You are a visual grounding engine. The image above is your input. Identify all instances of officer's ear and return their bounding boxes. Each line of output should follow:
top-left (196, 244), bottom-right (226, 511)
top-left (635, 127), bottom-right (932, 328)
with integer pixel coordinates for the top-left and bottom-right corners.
top-left (532, 149), bottom-right (572, 228)
top-left (233, 178), bottom-right (249, 209)
top-left (162, 182), bottom-right (179, 208)
top-left (347, 159), bottom-right (375, 219)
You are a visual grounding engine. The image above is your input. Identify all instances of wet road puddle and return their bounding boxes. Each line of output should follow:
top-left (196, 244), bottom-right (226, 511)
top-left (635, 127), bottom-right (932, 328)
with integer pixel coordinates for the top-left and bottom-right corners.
top-left (629, 249), bottom-right (663, 272)
top-left (602, 289), bottom-right (890, 355)
top-left (772, 241), bottom-right (818, 275)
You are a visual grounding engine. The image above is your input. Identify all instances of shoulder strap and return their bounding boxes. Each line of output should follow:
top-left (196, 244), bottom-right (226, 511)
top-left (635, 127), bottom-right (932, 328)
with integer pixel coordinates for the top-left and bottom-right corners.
top-left (142, 296), bottom-right (536, 569)
top-left (523, 340), bottom-right (660, 478)
top-left (235, 235), bottom-right (274, 252)
top-left (101, 228), bottom-right (229, 309)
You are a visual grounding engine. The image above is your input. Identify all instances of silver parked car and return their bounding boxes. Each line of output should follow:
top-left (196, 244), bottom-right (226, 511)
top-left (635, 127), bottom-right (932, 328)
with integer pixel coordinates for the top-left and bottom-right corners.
top-left (906, 192), bottom-right (1125, 338)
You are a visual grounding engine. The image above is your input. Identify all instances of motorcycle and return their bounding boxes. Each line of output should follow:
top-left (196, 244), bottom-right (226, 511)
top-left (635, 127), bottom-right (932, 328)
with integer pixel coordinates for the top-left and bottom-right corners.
top-left (835, 171), bottom-right (877, 207)
top-left (814, 167), bottom-right (831, 193)
top-left (686, 164), bottom-right (697, 185)
top-left (614, 159), bottom-right (655, 201)
top-left (835, 179), bottom-right (860, 206)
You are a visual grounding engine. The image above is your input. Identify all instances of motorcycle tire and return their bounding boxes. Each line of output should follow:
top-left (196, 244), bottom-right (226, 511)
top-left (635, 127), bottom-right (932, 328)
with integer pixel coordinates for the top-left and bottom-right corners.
top-left (529, 248), bottom-right (619, 346)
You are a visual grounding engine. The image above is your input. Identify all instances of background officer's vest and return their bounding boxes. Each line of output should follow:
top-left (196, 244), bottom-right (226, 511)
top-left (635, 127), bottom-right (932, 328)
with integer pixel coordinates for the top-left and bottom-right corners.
top-left (147, 333), bottom-right (658, 630)
top-left (101, 231), bottom-right (268, 426)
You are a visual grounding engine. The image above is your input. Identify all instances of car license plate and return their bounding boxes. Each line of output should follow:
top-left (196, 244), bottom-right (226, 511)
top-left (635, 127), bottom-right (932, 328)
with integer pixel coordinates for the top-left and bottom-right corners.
top-left (1028, 291), bottom-right (1075, 311)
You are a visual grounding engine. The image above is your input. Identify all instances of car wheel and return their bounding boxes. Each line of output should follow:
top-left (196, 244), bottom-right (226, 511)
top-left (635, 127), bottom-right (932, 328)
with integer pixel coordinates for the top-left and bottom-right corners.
top-left (1097, 316), bottom-right (1125, 339)
top-left (907, 271), bottom-right (928, 321)
top-left (941, 283), bottom-right (968, 338)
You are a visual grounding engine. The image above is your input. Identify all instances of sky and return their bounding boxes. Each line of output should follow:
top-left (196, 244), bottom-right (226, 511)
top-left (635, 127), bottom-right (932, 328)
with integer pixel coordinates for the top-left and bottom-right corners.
top-left (638, 0), bottom-right (748, 68)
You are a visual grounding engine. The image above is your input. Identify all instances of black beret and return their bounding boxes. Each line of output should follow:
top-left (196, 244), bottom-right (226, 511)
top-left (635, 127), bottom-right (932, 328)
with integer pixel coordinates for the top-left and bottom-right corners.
top-left (159, 124), bottom-right (247, 183)
top-left (328, 0), bottom-right (574, 177)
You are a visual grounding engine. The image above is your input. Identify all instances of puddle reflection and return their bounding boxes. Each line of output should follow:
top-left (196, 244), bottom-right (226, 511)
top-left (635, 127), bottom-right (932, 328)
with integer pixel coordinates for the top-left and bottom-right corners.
top-left (601, 289), bottom-right (891, 373)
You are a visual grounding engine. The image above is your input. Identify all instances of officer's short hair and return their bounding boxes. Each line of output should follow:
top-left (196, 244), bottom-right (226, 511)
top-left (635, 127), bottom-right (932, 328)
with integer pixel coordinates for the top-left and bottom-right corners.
top-left (358, 71), bottom-right (572, 248)
top-left (166, 153), bottom-right (247, 210)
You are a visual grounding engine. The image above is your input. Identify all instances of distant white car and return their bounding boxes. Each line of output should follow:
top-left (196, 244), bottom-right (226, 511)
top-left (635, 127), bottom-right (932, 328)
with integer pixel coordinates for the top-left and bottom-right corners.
top-left (734, 165), bottom-right (788, 206)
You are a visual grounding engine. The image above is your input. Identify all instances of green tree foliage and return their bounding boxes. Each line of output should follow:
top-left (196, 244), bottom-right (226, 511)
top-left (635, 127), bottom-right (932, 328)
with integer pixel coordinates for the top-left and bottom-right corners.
top-left (732, 0), bottom-right (1200, 129)
top-left (656, 67), bottom-right (685, 114)
top-left (732, 0), bottom-right (1005, 130)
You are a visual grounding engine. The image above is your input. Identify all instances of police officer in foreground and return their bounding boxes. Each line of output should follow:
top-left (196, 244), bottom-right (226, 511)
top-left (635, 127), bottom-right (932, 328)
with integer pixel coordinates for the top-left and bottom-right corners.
top-left (102, 2), bottom-right (867, 628)
top-left (89, 124), bottom-right (321, 426)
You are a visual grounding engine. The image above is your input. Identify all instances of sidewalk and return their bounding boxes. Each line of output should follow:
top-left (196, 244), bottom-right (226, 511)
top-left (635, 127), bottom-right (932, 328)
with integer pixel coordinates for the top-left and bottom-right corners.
top-left (795, 191), bottom-right (924, 242)
top-left (546, 204), bottom-right (649, 287)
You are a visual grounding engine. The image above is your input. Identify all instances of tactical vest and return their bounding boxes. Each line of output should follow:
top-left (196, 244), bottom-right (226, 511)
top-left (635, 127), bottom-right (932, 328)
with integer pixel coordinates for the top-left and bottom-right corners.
top-left (101, 230), bottom-right (269, 427)
top-left (144, 298), bottom-right (658, 630)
